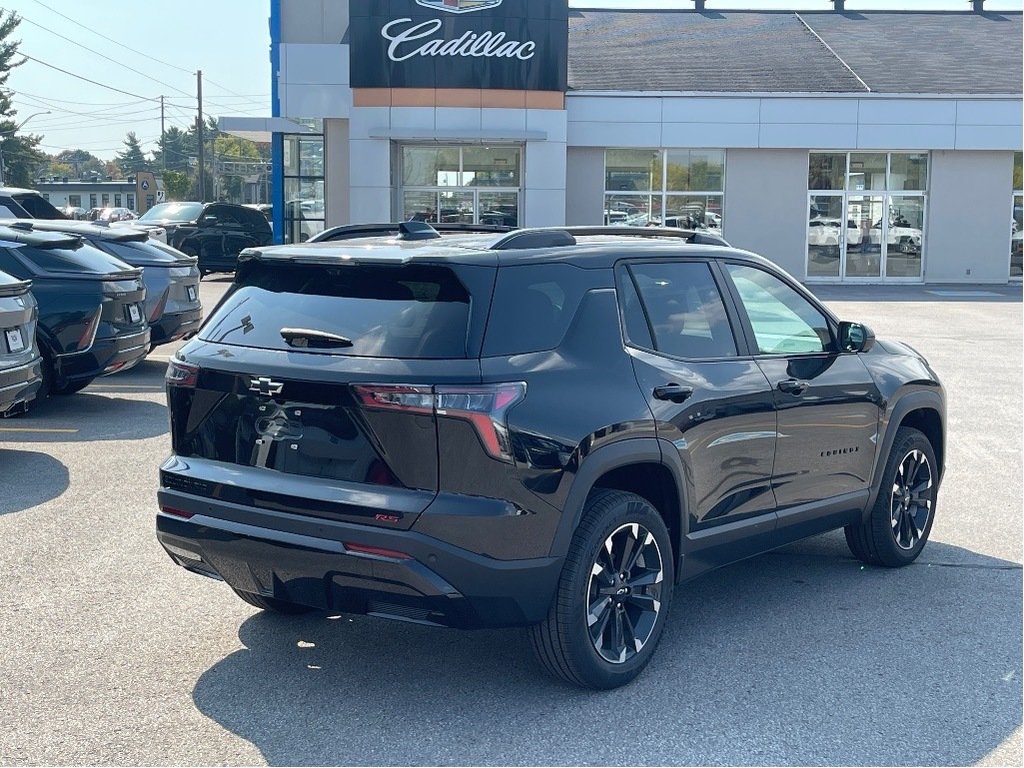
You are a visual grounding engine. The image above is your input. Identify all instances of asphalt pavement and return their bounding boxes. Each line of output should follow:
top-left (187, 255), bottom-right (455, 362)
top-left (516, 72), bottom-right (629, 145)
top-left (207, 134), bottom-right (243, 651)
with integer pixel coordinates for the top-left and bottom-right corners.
top-left (0, 278), bottom-right (1020, 766)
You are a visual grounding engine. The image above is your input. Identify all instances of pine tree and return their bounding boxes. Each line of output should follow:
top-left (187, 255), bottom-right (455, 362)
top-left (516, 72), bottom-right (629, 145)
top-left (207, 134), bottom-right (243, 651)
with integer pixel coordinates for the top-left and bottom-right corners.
top-left (116, 131), bottom-right (152, 175)
top-left (0, 11), bottom-right (45, 186)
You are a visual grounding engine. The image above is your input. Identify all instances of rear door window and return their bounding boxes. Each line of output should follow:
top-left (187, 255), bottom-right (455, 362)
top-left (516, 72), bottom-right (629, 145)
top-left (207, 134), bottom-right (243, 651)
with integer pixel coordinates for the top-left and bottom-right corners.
top-left (200, 262), bottom-right (475, 358)
top-left (626, 261), bottom-right (738, 360)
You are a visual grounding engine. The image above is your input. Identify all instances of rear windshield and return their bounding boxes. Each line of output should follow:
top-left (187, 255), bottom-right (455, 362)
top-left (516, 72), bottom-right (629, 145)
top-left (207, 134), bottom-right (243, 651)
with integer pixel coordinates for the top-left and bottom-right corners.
top-left (11, 243), bottom-right (132, 275)
top-left (139, 202), bottom-right (203, 222)
top-left (102, 239), bottom-right (184, 264)
top-left (200, 262), bottom-right (473, 358)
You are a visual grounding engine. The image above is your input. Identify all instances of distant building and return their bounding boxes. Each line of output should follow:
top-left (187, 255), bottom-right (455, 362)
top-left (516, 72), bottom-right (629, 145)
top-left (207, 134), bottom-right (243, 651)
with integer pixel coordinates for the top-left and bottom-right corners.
top-left (35, 172), bottom-right (165, 213)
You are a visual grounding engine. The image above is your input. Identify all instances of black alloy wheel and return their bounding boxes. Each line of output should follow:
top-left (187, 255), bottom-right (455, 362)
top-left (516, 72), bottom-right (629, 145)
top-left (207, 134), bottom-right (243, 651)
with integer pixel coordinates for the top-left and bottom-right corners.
top-left (890, 448), bottom-right (933, 551)
top-left (586, 522), bottom-right (665, 664)
top-left (530, 489), bottom-right (674, 689)
top-left (845, 426), bottom-right (938, 567)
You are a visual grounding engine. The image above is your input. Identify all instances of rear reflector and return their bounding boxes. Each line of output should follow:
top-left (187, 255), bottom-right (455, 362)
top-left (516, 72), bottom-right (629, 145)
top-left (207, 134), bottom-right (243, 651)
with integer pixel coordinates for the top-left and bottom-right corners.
top-left (343, 542), bottom-right (412, 560)
top-left (160, 505), bottom-right (195, 520)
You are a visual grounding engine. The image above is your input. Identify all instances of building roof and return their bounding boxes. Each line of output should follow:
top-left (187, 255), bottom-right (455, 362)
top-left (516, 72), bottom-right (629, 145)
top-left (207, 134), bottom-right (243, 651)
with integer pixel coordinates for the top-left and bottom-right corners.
top-left (567, 10), bottom-right (1023, 94)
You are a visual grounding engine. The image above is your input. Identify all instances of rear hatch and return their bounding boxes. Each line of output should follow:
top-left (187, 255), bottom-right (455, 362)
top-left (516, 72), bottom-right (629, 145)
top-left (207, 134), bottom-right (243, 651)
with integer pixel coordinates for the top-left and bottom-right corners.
top-left (166, 254), bottom-right (496, 530)
top-left (3, 236), bottom-right (146, 354)
top-left (0, 270), bottom-right (37, 365)
top-left (94, 236), bottom-right (201, 322)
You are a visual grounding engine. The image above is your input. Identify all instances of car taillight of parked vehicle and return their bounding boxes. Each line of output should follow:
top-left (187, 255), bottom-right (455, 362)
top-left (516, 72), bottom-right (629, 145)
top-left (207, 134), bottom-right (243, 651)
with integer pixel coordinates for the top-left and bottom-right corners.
top-left (353, 382), bottom-right (526, 461)
top-left (77, 306), bottom-right (102, 352)
top-left (165, 358), bottom-right (199, 388)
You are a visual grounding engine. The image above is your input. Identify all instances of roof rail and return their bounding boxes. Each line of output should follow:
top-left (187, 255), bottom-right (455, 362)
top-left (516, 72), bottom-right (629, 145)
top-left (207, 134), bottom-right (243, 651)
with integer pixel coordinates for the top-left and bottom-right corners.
top-left (489, 225), bottom-right (730, 251)
top-left (309, 221), bottom-right (514, 243)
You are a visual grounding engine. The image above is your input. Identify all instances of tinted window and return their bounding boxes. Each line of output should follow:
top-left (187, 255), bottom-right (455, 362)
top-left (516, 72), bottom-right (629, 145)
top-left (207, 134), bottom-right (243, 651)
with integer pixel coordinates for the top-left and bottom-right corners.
top-left (101, 240), bottom-right (181, 265)
top-left (139, 202), bottom-right (203, 222)
top-left (14, 194), bottom-right (65, 219)
top-left (725, 264), bottom-right (832, 355)
top-left (482, 264), bottom-right (603, 356)
top-left (10, 243), bottom-right (132, 275)
top-left (629, 261), bottom-right (736, 359)
top-left (201, 263), bottom-right (472, 359)
top-left (617, 267), bottom-right (654, 349)
top-left (0, 249), bottom-right (28, 279)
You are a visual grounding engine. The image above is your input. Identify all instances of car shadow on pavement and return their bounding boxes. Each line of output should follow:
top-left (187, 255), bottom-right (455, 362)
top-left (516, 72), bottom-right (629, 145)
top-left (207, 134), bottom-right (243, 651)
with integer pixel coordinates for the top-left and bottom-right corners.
top-left (5, 392), bottom-right (169, 442)
top-left (190, 534), bottom-right (1022, 767)
top-left (0, 449), bottom-right (69, 515)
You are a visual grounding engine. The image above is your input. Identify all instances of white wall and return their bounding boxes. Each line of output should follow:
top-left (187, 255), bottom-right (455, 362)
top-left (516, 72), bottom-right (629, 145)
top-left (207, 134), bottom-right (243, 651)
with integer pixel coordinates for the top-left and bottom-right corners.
top-left (567, 94), bottom-right (1023, 152)
top-left (565, 147), bottom-right (605, 225)
top-left (324, 118), bottom-right (350, 227)
top-left (724, 149), bottom-right (811, 279)
top-left (925, 150), bottom-right (1015, 283)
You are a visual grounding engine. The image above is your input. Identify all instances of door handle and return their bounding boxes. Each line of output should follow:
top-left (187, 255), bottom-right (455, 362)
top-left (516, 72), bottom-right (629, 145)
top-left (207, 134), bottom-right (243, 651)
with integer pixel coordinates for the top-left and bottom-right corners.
top-left (777, 379), bottom-right (809, 395)
top-left (653, 383), bottom-right (694, 403)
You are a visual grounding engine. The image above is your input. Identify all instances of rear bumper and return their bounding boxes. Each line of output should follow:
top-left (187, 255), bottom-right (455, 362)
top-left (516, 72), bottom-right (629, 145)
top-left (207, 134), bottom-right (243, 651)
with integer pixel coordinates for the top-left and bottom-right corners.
top-left (155, 488), bottom-right (562, 629)
top-left (0, 356), bottom-right (43, 414)
top-left (150, 308), bottom-right (202, 346)
top-left (56, 328), bottom-right (150, 383)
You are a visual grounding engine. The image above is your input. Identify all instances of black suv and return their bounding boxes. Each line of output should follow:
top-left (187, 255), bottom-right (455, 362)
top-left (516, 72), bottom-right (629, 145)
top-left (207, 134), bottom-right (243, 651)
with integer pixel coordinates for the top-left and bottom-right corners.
top-left (122, 201), bottom-right (273, 276)
top-left (157, 224), bottom-right (945, 689)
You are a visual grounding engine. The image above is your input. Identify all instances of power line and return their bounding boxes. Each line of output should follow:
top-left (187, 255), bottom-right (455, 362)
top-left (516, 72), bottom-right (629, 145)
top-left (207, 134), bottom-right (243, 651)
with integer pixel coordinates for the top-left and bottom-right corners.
top-left (30, 0), bottom-right (195, 76)
top-left (8, 90), bottom-right (153, 107)
top-left (6, 9), bottom-right (194, 98)
top-left (19, 53), bottom-right (158, 101)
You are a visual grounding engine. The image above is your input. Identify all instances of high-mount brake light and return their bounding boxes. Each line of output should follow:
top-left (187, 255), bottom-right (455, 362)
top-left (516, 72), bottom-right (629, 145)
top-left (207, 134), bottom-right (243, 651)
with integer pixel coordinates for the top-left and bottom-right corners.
top-left (353, 382), bottom-right (526, 462)
top-left (165, 359), bottom-right (199, 388)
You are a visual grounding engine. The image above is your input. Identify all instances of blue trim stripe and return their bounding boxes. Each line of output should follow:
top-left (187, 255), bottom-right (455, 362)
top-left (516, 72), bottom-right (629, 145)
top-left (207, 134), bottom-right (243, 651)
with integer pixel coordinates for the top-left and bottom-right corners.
top-left (270, 0), bottom-right (284, 243)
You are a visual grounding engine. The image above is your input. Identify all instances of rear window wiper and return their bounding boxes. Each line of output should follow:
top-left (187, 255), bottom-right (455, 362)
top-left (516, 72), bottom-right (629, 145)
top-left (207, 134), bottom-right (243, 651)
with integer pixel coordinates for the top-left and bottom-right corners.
top-left (280, 327), bottom-right (354, 349)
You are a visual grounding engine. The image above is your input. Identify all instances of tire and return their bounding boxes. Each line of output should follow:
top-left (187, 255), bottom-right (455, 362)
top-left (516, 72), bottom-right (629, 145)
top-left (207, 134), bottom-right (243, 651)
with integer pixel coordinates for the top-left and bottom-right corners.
top-left (231, 587), bottom-right (316, 615)
top-left (530, 489), bottom-right (674, 690)
top-left (51, 378), bottom-right (93, 396)
top-left (845, 426), bottom-right (937, 567)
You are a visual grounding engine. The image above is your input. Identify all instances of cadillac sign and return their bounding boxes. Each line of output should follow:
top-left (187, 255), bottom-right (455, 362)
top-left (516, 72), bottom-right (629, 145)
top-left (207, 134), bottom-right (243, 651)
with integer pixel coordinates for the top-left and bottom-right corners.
top-left (349, 0), bottom-right (568, 91)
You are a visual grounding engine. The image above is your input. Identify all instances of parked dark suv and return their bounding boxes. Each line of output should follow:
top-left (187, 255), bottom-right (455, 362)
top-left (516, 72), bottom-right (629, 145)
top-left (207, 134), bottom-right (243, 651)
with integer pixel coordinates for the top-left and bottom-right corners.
top-left (0, 223), bottom-right (149, 396)
top-left (121, 201), bottom-right (272, 276)
top-left (157, 223), bottom-right (945, 689)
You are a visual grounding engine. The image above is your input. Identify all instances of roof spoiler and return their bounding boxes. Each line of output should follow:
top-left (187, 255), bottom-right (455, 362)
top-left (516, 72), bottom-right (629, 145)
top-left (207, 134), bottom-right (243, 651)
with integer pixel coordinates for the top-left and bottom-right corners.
top-left (0, 221), bottom-right (84, 250)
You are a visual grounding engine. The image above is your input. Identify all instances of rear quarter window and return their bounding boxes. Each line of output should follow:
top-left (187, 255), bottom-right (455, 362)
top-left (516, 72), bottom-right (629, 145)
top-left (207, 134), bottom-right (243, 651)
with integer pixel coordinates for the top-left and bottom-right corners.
top-left (482, 264), bottom-right (610, 356)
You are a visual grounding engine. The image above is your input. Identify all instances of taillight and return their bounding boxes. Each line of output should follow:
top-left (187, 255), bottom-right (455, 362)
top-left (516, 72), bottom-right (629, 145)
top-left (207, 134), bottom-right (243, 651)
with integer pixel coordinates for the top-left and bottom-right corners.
top-left (435, 383), bottom-right (525, 461)
top-left (353, 384), bottom-right (433, 414)
top-left (77, 307), bottom-right (102, 351)
top-left (165, 358), bottom-right (199, 387)
top-left (353, 382), bottom-right (526, 462)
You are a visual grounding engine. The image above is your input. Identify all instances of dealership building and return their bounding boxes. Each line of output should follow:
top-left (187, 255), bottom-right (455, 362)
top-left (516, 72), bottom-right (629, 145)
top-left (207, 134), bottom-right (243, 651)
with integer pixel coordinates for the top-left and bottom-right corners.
top-left (222, 0), bottom-right (1023, 284)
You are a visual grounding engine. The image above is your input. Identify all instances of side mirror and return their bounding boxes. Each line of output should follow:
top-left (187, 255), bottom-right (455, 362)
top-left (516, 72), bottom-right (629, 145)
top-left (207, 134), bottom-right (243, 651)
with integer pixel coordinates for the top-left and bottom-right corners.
top-left (838, 321), bottom-right (876, 353)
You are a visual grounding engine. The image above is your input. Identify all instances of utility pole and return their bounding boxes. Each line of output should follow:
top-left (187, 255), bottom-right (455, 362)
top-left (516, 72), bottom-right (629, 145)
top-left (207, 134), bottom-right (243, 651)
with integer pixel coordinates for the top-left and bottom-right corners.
top-left (160, 95), bottom-right (165, 169)
top-left (197, 69), bottom-right (205, 201)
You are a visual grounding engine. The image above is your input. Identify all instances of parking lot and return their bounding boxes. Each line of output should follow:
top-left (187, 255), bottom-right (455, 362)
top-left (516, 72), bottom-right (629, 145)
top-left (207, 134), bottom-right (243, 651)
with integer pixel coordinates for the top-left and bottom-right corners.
top-left (1, 279), bottom-right (1020, 766)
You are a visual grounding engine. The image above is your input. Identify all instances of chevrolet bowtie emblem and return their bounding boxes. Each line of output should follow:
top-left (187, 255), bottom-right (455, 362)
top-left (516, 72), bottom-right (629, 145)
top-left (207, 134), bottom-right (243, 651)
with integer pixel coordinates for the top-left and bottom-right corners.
top-left (249, 376), bottom-right (284, 396)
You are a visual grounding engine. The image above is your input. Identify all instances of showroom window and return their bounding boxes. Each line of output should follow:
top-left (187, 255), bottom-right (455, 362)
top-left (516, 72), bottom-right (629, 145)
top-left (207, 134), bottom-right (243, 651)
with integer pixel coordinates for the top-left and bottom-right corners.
top-left (1012, 152), bottom-right (1022, 281)
top-left (807, 152), bottom-right (928, 281)
top-left (398, 145), bottom-right (521, 227)
top-left (604, 149), bottom-right (725, 232)
top-left (283, 121), bottom-right (325, 243)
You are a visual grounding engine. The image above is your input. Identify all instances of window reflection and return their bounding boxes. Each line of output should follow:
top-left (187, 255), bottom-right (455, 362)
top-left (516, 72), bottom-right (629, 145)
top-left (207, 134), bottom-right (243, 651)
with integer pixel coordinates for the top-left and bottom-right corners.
top-left (1012, 153), bottom-right (1022, 280)
top-left (604, 148), bottom-right (725, 230)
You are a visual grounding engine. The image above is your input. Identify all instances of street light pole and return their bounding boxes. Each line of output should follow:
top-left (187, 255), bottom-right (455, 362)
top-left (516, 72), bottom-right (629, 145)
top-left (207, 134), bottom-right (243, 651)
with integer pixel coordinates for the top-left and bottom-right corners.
top-left (0, 110), bottom-right (52, 186)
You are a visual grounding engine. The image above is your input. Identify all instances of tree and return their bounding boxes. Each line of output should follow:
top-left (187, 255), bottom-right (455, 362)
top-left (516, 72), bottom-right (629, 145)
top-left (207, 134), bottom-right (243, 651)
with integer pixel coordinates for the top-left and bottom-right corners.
top-left (152, 126), bottom-right (192, 172)
top-left (55, 149), bottom-right (105, 179)
top-left (116, 131), bottom-right (151, 175)
top-left (161, 170), bottom-right (190, 201)
top-left (0, 11), bottom-right (45, 186)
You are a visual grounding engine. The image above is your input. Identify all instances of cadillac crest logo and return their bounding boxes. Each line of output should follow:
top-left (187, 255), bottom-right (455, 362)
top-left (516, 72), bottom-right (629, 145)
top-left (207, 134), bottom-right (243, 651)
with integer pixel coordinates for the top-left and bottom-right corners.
top-left (415, 0), bottom-right (503, 13)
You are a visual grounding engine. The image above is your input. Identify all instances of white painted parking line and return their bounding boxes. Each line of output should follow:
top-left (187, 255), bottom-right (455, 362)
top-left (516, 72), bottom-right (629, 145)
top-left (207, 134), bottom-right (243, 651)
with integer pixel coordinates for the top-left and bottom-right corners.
top-left (0, 427), bottom-right (79, 434)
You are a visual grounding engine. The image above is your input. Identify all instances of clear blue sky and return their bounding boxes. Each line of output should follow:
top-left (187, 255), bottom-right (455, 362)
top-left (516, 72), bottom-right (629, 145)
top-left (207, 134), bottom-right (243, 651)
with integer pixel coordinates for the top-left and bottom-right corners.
top-left (3, 0), bottom-right (1021, 160)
